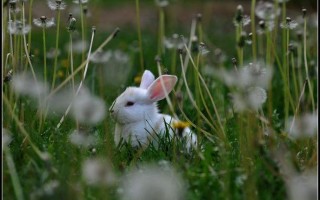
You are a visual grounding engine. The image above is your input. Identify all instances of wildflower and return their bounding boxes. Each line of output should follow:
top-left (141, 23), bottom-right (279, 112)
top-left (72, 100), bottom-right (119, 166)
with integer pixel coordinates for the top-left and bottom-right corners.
top-left (198, 42), bottom-right (210, 55)
top-left (82, 158), bottom-right (116, 186)
top-left (33, 16), bottom-right (55, 28)
top-left (280, 17), bottom-right (298, 29)
top-left (47, 0), bottom-right (66, 10)
top-left (155, 0), bottom-right (168, 7)
top-left (255, 1), bottom-right (280, 20)
top-left (2, 128), bottom-right (12, 149)
top-left (4, 69), bottom-right (13, 83)
top-left (72, 92), bottom-right (106, 125)
top-left (231, 86), bottom-right (267, 112)
top-left (73, 0), bottom-right (88, 4)
top-left (286, 112), bottom-right (317, 140)
top-left (46, 48), bottom-right (60, 59)
top-left (172, 121), bottom-right (191, 137)
top-left (57, 70), bottom-right (64, 78)
top-left (8, 20), bottom-right (31, 35)
top-left (120, 164), bottom-right (185, 200)
top-left (90, 50), bottom-right (112, 63)
top-left (164, 33), bottom-right (187, 50)
top-left (134, 75), bottom-right (142, 85)
top-left (11, 73), bottom-right (48, 98)
top-left (69, 129), bottom-right (97, 147)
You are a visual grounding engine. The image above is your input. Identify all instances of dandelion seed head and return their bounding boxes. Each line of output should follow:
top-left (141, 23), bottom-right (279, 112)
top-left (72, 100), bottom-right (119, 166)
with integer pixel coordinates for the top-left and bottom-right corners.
top-left (66, 40), bottom-right (87, 54)
top-left (9, 0), bottom-right (20, 13)
top-left (69, 129), bottom-right (97, 147)
top-left (46, 48), bottom-right (60, 59)
top-left (198, 42), bottom-right (210, 56)
top-left (47, 0), bottom-right (66, 10)
top-left (286, 112), bottom-right (318, 140)
top-left (102, 50), bottom-right (131, 87)
top-left (33, 16), bottom-right (55, 28)
top-left (255, 1), bottom-right (280, 20)
top-left (286, 169), bottom-right (317, 200)
top-left (155, 0), bottom-right (169, 7)
top-left (11, 73), bottom-right (48, 98)
top-left (280, 17), bottom-right (298, 29)
top-left (2, 128), bottom-right (12, 149)
top-left (72, 92), bottom-right (106, 125)
top-left (164, 33), bottom-right (187, 50)
top-left (232, 87), bottom-right (267, 112)
top-left (8, 20), bottom-right (31, 35)
top-left (82, 158), bottom-right (116, 186)
top-left (73, 0), bottom-right (88, 4)
top-left (120, 164), bottom-right (185, 200)
top-left (90, 50), bottom-right (112, 63)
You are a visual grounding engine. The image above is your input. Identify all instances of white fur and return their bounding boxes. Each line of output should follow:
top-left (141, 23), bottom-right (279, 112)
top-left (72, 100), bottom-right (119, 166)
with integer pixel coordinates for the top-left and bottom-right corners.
top-left (110, 70), bottom-right (197, 149)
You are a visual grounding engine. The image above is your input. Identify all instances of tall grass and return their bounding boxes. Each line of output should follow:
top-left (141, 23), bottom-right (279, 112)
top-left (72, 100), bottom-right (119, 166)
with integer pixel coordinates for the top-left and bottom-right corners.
top-left (2, 0), bottom-right (317, 200)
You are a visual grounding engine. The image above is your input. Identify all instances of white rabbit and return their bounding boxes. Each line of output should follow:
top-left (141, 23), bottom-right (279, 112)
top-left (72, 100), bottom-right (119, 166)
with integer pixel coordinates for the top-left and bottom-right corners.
top-left (109, 70), bottom-right (197, 150)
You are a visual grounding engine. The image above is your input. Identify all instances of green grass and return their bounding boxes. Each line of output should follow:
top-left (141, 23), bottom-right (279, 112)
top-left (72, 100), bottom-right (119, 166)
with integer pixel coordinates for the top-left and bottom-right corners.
top-left (2, 0), bottom-right (317, 200)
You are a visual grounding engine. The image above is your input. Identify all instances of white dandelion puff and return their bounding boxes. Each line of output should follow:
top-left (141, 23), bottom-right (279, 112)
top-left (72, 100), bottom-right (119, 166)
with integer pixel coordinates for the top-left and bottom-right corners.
top-left (155, 0), bottom-right (169, 7)
top-left (66, 40), bottom-right (88, 54)
top-left (11, 73), bottom-right (48, 98)
top-left (82, 158), bottom-right (116, 186)
top-left (120, 164), bottom-right (185, 200)
top-left (69, 129), bottom-right (97, 147)
top-left (73, 0), bottom-right (89, 4)
top-left (232, 87), bottom-right (267, 112)
top-left (8, 20), bottom-right (31, 35)
top-left (2, 128), bottom-right (12, 149)
top-left (286, 112), bottom-right (318, 140)
top-left (255, 1), bottom-right (280, 20)
top-left (90, 50), bottom-right (112, 63)
top-left (164, 33), bottom-right (187, 50)
top-left (47, 0), bottom-right (67, 10)
top-left (72, 92), bottom-right (106, 125)
top-left (280, 17), bottom-right (299, 30)
top-left (33, 16), bottom-right (55, 28)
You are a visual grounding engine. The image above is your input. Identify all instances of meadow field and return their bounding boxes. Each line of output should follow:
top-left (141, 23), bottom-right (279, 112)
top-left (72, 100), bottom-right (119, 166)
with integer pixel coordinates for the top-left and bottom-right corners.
top-left (2, 0), bottom-right (318, 199)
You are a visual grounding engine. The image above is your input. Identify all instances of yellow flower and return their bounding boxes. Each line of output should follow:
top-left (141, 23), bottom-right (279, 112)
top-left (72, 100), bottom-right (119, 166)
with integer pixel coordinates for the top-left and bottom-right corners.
top-left (134, 75), bottom-right (142, 85)
top-left (61, 59), bottom-right (69, 68)
top-left (57, 70), bottom-right (64, 78)
top-left (172, 121), bottom-right (190, 129)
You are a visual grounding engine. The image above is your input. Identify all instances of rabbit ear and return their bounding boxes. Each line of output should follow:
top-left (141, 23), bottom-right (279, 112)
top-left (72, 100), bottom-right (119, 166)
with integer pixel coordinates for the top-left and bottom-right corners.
top-left (140, 70), bottom-right (155, 89)
top-left (147, 75), bottom-right (177, 102)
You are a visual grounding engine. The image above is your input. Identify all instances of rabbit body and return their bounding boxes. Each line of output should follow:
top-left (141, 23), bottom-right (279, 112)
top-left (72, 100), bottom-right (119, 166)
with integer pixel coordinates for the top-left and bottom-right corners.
top-left (110, 70), bottom-right (197, 149)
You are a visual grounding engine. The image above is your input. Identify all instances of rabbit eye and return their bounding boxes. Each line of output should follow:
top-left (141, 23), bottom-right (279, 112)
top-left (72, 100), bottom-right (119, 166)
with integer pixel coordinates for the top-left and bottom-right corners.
top-left (125, 101), bottom-right (134, 107)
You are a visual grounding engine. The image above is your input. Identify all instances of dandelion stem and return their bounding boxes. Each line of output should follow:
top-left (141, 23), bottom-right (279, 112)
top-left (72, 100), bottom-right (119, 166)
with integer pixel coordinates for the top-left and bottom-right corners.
top-left (157, 7), bottom-right (165, 55)
top-left (135, 0), bottom-right (144, 71)
top-left (27, 0), bottom-right (34, 53)
top-left (303, 16), bottom-right (315, 111)
top-left (70, 33), bottom-right (75, 92)
top-left (183, 43), bottom-right (226, 141)
top-left (52, 9), bottom-right (61, 90)
top-left (56, 27), bottom-right (96, 129)
top-left (250, 0), bottom-right (257, 61)
top-left (42, 27), bottom-right (47, 84)
top-left (4, 148), bottom-right (24, 200)
top-left (46, 27), bottom-right (119, 101)
top-left (289, 80), bottom-right (307, 133)
top-left (3, 93), bottom-right (44, 159)
top-left (80, 2), bottom-right (85, 62)
top-left (179, 52), bottom-right (221, 139)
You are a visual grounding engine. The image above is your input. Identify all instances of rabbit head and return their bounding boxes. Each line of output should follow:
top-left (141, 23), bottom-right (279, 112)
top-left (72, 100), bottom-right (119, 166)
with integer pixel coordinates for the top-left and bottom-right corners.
top-left (109, 70), bottom-right (177, 125)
